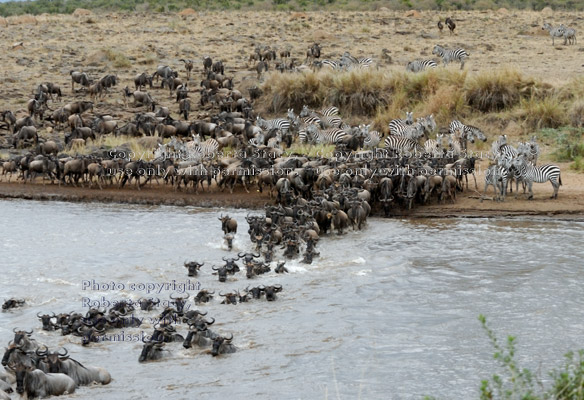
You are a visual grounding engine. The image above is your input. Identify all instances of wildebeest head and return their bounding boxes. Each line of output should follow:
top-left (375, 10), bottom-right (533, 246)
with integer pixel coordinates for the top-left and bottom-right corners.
top-left (3, 298), bottom-right (25, 310)
top-left (139, 338), bottom-right (164, 363)
top-left (76, 324), bottom-right (105, 346)
top-left (275, 261), bottom-right (288, 274)
top-left (224, 234), bottom-right (234, 250)
top-left (263, 285), bottom-right (283, 301)
top-left (182, 310), bottom-right (207, 323)
top-left (247, 286), bottom-right (263, 300)
top-left (170, 293), bottom-right (190, 315)
top-left (36, 346), bottom-right (68, 373)
top-left (194, 289), bottom-right (214, 304)
top-left (219, 291), bottom-right (237, 305)
top-left (110, 300), bottom-right (135, 316)
top-left (37, 312), bottom-right (56, 331)
top-left (211, 334), bottom-right (234, 357)
top-left (12, 328), bottom-right (33, 347)
top-left (139, 297), bottom-right (160, 311)
top-left (184, 261), bottom-right (204, 277)
top-left (13, 361), bottom-right (35, 395)
top-left (238, 252), bottom-right (260, 267)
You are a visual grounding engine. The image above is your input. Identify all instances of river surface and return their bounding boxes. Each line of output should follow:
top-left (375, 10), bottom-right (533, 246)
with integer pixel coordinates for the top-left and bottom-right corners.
top-left (1, 200), bottom-right (583, 400)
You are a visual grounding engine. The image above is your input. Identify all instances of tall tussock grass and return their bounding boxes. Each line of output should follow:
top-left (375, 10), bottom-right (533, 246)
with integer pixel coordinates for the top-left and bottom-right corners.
top-left (258, 67), bottom-right (584, 138)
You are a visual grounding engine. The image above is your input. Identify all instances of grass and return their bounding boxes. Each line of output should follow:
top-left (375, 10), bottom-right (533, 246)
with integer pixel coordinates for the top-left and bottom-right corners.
top-left (103, 48), bottom-right (132, 69)
top-left (61, 135), bottom-right (161, 160)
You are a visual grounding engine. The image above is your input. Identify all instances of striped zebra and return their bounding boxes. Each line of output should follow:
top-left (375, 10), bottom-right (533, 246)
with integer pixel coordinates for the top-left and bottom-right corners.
top-left (348, 57), bottom-right (374, 71)
top-left (359, 124), bottom-right (382, 148)
top-left (384, 135), bottom-right (424, 155)
top-left (424, 134), bottom-right (445, 157)
top-left (517, 136), bottom-right (540, 165)
top-left (512, 155), bottom-right (562, 199)
top-left (287, 108), bottom-right (321, 129)
top-left (432, 45), bottom-right (469, 70)
top-left (406, 59), bottom-right (438, 73)
top-left (449, 120), bottom-right (487, 150)
top-left (256, 116), bottom-right (291, 134)
top-left (389, 112), bottom-right (414, 135)
top-left (187, 135), bottom-right (219, 159)
top-left (305, 125), bottom-right (347, 144)
top-left (484, 164), bottom-right (508, 201)
top-left (542, 23), bottom-right (565, 46)
top-left (300, 105), bottom-right (342, 129)
top-left (560, 24), bottom-right (577, 45)
top-left (492, 135), bottom-right (518, 161)
top-left (322, 60), bottom-right (341, 70)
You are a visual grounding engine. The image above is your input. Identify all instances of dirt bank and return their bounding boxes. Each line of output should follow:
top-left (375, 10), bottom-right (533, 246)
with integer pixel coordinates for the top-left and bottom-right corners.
top-left (2, 162), bottom-right (583, 219)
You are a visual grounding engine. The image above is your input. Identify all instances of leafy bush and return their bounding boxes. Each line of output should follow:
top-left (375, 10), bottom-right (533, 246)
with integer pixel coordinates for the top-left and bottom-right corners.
top-left (478, 315), bottom-right (584, 400)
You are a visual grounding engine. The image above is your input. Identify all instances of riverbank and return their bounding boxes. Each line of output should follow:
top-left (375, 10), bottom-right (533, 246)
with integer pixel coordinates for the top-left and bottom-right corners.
top-left (2, 162), bottom-right (583, 218)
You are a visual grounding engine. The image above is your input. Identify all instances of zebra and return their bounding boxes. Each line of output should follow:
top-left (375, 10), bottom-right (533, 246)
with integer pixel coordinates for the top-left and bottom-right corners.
top-left (188, 134), bottom-right (220, 159)
top-left (483, 164), bottom-right (508, 202)
top-left (256, 116), bottom-right (291, 135)
top-left (432, 45), bottom-right (469, 70)
top-left (300, 105), bottom-right (342, 128)
top-left (542, 23), bottom-right (565, 46)
top-left (360, 124), bottom-right (382, 148)
top-left (406, 59), bottom-right (438, 73)
top-left (384, 135), bottom-right (425, 156)
top-left (321, 60), bottom-right (341, 70)
top-left (492, 135), bottom-right (518, 161)
top-left (560, 24), bottom-right (577, 45)
top-left (306, 125), bottom-right (347, 144)
top-left (424, 134), bottom-right (445, 157)
top-left (449, 120), bottom-right (487, 150)
top-left (517, 136), bottom-right (540, 165)
top-left (512, 155), bottom-right (562, 199)
top-left (388, 111), bottom-right (414, 135)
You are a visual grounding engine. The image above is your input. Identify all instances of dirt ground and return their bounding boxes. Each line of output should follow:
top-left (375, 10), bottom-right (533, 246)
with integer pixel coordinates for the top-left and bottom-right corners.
top-left (1, 10), bottom-right (583, 217)
top-left (1, 160), bottom-right (583, 218)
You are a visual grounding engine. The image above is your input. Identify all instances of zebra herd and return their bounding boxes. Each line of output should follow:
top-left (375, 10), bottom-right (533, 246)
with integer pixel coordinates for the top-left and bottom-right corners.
top-left (318, 52), bottom-right (374, 72)
top-left (542, 22), bottom-right (577, 46)
top-left (485, 135), bottom-right (561, 201)
top-left (406, 45), bottom-right (469, 73)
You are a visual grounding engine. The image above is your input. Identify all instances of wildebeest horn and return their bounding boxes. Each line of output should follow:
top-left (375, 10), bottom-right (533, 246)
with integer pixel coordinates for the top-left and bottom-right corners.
top-left (237, 252), bottom-right (245, 258)
top-left (36, 312), bottom-right (43, 318)
top-left (207, 290), bottom-right (215, 295)
top-left (253, 252), bottom-right (260, 258)
top-left (222, 256), bottom-right (228, 262)
top-left (35, 346), bottom-right (49, 357)
top-left (219, 292), bottom-right (225, 297)
top-left (204, 317), bottom-right (215, 325)
top-left (12, 328), bottom-right (18, 333)
top-left (225, 333), bottom-right (233, 341)
top-left (25, 329), bottom-right (33, 335)
top-left (274, 284), bottom-right (283, 291)
top-left (169, 293), bottom-right (177, 300)
top-left (212, 265), bottom-right (219, 271)
top-left (57, 348), bottom-right (68, 357)
top-left (258, 285), bottom-right (265, 290)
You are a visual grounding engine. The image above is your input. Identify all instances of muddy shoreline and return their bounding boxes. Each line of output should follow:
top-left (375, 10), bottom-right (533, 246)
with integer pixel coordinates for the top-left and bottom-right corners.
top-left (3, 181), bottom-right (584, 220)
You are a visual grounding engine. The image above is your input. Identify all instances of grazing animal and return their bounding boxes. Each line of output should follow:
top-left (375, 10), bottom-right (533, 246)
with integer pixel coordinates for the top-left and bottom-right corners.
top-left (512, 155), bottom-right (562, 199)
top-left (432, 45), bottom-right (469, 70)
top-left (437, 20), bottom-right (444, 32)
top-left (211, 334), bottom-right (236, 356)
top-left (12, 361), bottom-right (76, 398)
top-left (445, 17), bottom-right (456, 35)
top-left (219, 215), bottom-right (237, 234)
top-left (542, 23), bottom-right (565, 46)
top-left (36, 347), bottom-right (111, 386)
top-left (179, 59), bottom-right (194, 80)
top-left (406, 59), bottom-right (438, 72)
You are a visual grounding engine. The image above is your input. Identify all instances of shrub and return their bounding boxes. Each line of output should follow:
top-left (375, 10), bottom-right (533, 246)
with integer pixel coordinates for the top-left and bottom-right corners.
top-left (516, 96), bottom-right (567, 131)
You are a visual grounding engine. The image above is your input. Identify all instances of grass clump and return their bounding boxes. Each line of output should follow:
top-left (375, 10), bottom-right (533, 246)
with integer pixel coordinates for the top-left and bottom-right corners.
top-left (103, 48), bottom-right (132, 69)
top-left (538, 127), bottom-right (584, 163)
top-left (464, 68), bottom-right (537, 112)
top-left (516, 96), bottom-right (567, 131)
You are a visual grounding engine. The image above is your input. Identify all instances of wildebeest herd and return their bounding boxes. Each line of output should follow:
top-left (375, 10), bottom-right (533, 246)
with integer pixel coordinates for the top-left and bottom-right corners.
top-left (0, 31), bottom-right (567, 398)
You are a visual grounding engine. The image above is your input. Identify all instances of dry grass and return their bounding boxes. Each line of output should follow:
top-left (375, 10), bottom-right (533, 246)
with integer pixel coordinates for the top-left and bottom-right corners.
top-left (515, 96), bottom-right (568, 131)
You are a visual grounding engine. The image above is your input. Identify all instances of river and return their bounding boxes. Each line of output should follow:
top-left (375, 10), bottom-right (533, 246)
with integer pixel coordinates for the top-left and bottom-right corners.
top-left (1, 199), bottom-right (583, 399)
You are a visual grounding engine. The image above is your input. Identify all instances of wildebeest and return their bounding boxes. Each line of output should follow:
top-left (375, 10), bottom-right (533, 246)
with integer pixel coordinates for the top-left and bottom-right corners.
top-left (2, 298), bottom-right (25, 310)
top-left (37, 312), bottom-right (57, 331)
top-left (184, 261), bottom-right (204, 277)
top-left (194, 289), bottom-right (214, 304)
top-left (219, 214), bottom-right (237, 235)
top-left (35, 347), bottom-right (111, 386)
top-left (263, 285), bottom-right (283, 301)
top-left (138, 339), bottom-right (165, 363)
top-left (211, 334), bottom-right (236, 356)
top-left (12, 361), bottom-right (76, 398)
top-left (70, 70), bottom-right (92, 92)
